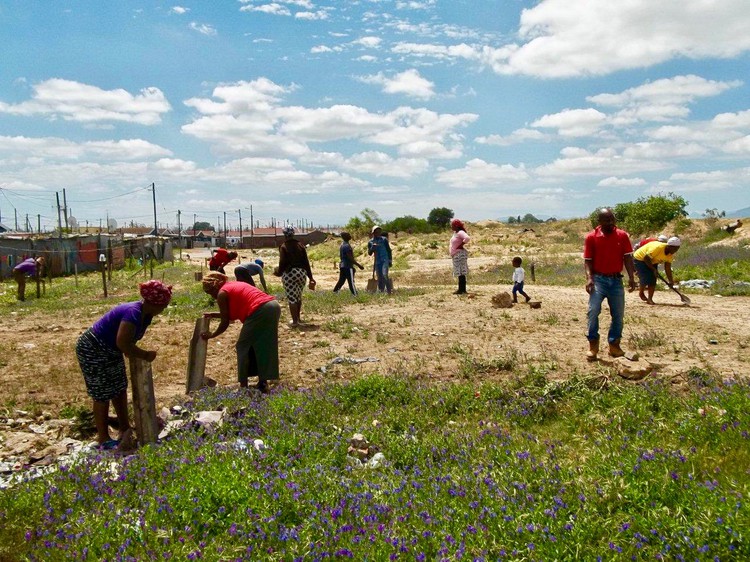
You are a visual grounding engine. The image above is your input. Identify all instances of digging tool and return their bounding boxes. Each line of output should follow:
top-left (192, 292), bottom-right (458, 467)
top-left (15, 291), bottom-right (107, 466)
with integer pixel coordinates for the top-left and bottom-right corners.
top-left (655, 270), bottom-right (691, 305)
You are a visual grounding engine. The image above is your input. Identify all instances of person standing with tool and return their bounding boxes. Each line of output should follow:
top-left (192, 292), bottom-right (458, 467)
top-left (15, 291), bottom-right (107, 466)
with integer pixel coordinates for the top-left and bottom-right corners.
top-left (633, 237), bottom-right (682, 305)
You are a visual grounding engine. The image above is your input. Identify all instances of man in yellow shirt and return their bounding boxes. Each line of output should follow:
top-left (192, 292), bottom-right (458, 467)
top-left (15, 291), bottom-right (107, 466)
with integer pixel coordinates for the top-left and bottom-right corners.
top-left (632, 237), bottom-right (682, 304)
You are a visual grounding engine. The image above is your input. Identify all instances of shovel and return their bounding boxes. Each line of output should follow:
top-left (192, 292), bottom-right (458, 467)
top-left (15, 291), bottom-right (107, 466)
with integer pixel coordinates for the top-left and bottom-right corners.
top-left (655, 270), bottom-right (691, 305)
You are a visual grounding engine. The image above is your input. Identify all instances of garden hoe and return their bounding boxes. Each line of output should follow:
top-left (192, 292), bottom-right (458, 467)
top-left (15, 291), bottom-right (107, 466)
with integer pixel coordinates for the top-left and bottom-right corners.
top-left (655, 270), bottom-right (691, 305)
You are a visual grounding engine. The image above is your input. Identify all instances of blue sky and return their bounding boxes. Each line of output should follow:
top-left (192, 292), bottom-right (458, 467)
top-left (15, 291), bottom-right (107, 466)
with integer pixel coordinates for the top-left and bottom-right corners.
top-left (1, 0), bottom-right (749, 231)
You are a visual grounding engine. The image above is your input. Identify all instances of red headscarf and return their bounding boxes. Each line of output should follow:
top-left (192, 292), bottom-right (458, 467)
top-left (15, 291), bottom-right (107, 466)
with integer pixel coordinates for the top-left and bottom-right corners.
top-left (139, 280), bottom-right (173, 306)
top-left (450, 218), bottom-right (465, 231)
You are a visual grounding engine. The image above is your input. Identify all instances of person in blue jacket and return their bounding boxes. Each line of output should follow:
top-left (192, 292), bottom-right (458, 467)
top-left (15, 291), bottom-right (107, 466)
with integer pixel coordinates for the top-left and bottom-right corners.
top-left (367, 225), bottom-right (392, 294)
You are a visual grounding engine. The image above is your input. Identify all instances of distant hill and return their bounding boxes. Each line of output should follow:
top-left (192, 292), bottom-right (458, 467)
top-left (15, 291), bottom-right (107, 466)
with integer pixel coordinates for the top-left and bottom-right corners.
top-left (727, 206), bottom-right (750, 218)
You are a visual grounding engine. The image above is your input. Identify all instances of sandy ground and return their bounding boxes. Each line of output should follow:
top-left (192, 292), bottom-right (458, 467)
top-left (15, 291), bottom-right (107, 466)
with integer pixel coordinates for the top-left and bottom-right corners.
top-left (3, 258), bottom-right (749, 413)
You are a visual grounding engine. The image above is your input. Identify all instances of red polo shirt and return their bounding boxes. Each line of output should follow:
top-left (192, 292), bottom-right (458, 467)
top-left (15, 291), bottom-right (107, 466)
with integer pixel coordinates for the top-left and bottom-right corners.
top-left (583, 226), bottom-right (633, 275)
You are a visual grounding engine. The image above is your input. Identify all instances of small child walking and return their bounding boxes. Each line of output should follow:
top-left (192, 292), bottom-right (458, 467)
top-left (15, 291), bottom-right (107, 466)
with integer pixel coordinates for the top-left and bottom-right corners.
top-left (511, 257), bottom-right (531, 303)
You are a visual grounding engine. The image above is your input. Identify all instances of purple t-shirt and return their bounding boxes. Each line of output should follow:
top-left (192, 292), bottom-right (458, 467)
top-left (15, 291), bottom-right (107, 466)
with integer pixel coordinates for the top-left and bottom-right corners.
top-left (13, 258), bottom-right (37, 275)
top-left (90, 301), bottom-right (151, 350)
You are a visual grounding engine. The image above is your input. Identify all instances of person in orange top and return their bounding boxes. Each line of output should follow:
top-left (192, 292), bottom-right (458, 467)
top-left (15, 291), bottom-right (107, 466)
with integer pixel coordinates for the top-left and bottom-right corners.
top-left (200, 272), bottom-right (281, 393)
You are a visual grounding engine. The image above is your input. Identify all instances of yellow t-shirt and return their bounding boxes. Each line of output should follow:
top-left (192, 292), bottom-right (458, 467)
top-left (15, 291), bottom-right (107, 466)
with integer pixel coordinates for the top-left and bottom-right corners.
top-left (633, 241), bottom-right (674, 264)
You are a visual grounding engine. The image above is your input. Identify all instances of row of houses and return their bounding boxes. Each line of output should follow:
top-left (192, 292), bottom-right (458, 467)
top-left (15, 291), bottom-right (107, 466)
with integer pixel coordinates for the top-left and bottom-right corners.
top-left (0, 226), bottom-right (331, 279)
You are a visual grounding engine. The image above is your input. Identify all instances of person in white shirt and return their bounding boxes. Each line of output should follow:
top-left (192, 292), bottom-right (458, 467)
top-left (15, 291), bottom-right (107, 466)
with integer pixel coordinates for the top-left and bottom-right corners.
top-left (511, 256), bottom-right (531, 303)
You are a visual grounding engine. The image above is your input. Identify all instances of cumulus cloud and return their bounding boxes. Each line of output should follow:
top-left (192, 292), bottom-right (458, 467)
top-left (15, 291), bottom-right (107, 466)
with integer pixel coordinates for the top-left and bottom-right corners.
top-left (0, 79), bottom-right (171, 125)
top-left (531, 108), bottom-right (607, 137)
top-left (653, 167), bottom-right (750, 193)
top-left (535, 147), bottom-right (669, 177)
top-left (435, 158), bottom-right (529, 188)
top-left (352, 36), bottom-right (382, 48)
top-left (357, 69), bottom-right (435, 99)
top-left (239, 3), bottom-right (292, 16)
top-left (181, 78), bottom-right (476, 160)
top-left (597, 176), bottom-right (647, 188)
top-left (392, 0), bottom-right (750, 78)
top-left (189, 22), bottom-right (217, 35)
top-left (476, 128), bottom-right (550, 146)
top-left (170, 6), bottom-right (189, 14)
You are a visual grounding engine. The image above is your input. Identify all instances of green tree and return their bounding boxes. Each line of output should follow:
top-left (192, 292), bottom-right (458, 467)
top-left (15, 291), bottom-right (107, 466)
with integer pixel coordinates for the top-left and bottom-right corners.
top-left (383, 215), bottom-right (432, 234)
top-left (589, 193), bottom-right (688, 235)
top-left (192, 221), bottom-right (213, 231)
top-left (521, 213), bottom-right (543, 224)
top-left (345, 208), bottom-right (381, 236)
top-left (427, 207), bottom-right (454, 228)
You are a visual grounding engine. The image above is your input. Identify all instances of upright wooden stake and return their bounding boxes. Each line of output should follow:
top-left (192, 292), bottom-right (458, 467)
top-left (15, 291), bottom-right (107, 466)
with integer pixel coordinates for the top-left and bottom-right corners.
top-left (186, 316), bottom-right (211, 393)
top-left (129, 356), bottom-right (159, 446)
top-left (74, 263), bottom-right (78, 287)
top-left (101, 262), bottom-right (108, 297)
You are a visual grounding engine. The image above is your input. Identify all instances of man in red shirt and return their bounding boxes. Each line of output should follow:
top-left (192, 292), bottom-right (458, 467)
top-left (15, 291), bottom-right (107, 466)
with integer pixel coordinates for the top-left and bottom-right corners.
top-left (583, 208), bottom-right (636, 360)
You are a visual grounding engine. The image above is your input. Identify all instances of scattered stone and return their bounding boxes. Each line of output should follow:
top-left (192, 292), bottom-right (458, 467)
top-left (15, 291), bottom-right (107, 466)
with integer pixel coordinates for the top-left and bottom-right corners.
top-left (491, 292), bottom-right (513, 308)
top-left (614, 357), bottom-right (653, 380)
top-left (528, 301), bottom-right (542, 309)
top-left (624, 351), bottom-right (640, 361)
top-left (679, 279), bottom-right (714, 289)
top-left (366, 452), bottom-right (386, 469)
top-left (709, 339), bottom-right (718, 345)
top-left (193, 410), bottom-right (225, 431)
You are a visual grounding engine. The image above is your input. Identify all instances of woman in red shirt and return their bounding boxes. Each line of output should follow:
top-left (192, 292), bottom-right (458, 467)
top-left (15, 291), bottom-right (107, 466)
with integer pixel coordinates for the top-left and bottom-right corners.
top-left (200, 272), bottom-right (281, 393)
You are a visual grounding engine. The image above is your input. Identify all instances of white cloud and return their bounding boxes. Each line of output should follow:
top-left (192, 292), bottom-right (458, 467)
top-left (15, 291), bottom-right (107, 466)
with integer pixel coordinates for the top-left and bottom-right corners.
top-left (357, 55), bottom-right (378, 62)
top-left (654, 167), bottom-right (750, 193)
top-left (597, 177), bottom-right (647, 188)
top-left (531, 108), bottom-right (607, 137)
top-left (189, 22), bottom-right (217, 35)
top-left (181, 79), bottom-right (476, 161)
top-left (724, 135), bottom-right (750, 154)
top-left (352, 36), bottom-right (382, 48)
top-left (170, 6), bottom-right (189, 14)
top-left (311, 45), bottom-right (334, 53)
top-left (396, 0), bottom-right (436, 9)
top-left (240, 3), bottom-right (292, 16)
top-left (0, 79), bottom-right (171, 125)
top-left (435, 158), bottom-right (529, 188)
top-left (392, 1), bottom-right (750, 78)
top-left (357, 69), bottom-right (435, 100)
top-left (621, 142), bottom-right (708, 159)
top-left (296, 10), bottom-right (329, 20)
top-left (536, 147), bottom-right (668, 177)
top-left (476, 128), bottom-right (550, 146)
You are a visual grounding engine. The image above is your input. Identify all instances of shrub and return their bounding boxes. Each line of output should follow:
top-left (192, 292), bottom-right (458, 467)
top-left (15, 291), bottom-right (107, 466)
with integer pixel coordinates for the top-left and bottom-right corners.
top-left (590, 193), bottom-right (688, 236)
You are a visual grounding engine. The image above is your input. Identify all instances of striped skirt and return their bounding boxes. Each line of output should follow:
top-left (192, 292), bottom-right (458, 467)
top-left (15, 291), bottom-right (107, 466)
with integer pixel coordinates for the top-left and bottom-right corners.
top-left (76, 329), bottom-right (127, 402)
top-left (282, 267), bottom-right (307, 304)
top-left (452, 249), bottom-right (469, 277)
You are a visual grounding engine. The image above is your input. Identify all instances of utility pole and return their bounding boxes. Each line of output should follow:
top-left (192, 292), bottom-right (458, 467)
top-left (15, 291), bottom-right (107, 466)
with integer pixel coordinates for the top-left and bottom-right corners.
top-left (238, 209), bottom-right (243, 249)
top-left (56, 192), bottom-right (63, 234)
top-left (37, 214), bottom-right (41, 234)
top-left (177, 210), bottom-right (182, 258)
top-left (250, 205), bottom-right (254, 249)
top-left (63, 188), bottom-right (69, 230)
top-left (151, 183), bottom-right (157, 236)
top-left (223, 211), bottom-right (227, 247)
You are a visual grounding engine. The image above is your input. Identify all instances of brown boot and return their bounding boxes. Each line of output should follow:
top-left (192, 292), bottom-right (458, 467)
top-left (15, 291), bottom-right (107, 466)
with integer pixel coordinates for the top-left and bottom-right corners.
top-left (586, 338), bottom-right (599, 361)
top-left (609, 339), bottom-right (625, 358)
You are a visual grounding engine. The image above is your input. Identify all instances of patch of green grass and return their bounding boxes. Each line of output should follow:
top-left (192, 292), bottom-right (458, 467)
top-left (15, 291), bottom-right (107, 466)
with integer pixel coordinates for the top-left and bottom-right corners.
top-left (3, 374), bottom-right (750, 560)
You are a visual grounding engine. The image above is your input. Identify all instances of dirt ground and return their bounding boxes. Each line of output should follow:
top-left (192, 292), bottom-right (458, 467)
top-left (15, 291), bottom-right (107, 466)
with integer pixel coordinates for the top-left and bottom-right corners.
top-left (2, 241), bottom-right (750, 462)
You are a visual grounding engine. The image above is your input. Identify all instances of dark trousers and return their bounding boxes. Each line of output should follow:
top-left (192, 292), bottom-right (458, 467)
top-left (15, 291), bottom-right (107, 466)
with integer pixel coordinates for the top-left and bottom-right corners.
top-left (333, 267), bottom-right (358, 295)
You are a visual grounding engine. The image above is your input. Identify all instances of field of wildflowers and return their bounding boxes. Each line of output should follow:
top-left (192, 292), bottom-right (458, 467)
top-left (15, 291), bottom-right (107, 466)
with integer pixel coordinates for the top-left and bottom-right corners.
top-left (2, 371), bottom-right (749, 561)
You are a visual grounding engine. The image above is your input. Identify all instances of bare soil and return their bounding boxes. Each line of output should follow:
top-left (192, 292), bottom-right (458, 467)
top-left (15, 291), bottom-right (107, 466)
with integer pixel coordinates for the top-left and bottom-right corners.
top-left (3, 231), bottom-right (750, 461)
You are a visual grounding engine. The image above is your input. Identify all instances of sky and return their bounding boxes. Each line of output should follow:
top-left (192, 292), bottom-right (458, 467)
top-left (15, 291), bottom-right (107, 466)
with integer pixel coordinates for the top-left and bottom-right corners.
top-left (0, 0), bottom-right (749, 232)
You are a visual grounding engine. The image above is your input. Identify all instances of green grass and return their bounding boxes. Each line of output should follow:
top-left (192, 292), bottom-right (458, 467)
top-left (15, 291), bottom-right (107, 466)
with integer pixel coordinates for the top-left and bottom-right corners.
top-left (2, 371), bottom-right (749, 560)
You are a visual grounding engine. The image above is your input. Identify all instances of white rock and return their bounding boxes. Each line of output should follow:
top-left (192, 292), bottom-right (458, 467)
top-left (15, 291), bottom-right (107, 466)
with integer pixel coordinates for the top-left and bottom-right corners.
top-left (366, 453), bottom-right (385, 469)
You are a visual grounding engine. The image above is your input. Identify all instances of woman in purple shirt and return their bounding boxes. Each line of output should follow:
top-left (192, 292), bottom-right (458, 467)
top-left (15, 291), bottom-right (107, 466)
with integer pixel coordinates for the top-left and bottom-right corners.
top-left (75, 280), bottom-right (173, 450)
top-left (12, 256), bottom-right (44, 301)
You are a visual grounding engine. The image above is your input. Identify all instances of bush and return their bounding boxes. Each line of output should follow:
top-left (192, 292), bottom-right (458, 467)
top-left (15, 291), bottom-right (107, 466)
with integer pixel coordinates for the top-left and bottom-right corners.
top-left (589, 193), bottom-right (688, 236)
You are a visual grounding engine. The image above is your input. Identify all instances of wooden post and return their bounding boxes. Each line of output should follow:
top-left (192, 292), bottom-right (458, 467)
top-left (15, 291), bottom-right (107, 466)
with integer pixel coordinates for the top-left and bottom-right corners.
top-left (128, 356), bottom-right (159, 446)
top-left (74, 263), bottom-right (78, 287)
top-left (530, 262), bottom-right (536, 282)
top-left (101, 262), bottom-right (108, 297)
top-left (186, 316), bottom-right (210, 393)
top-left (107, 239), bottom-right (113, 281)
top-left (35, 269), bottom-right (41, 299)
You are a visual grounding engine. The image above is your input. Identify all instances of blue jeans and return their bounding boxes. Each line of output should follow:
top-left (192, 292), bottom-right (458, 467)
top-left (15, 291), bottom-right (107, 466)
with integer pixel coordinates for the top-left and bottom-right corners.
top-left (376, 262), bottom-right (391, 293)
top-left (587, 275), bottom-right (625, 343)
